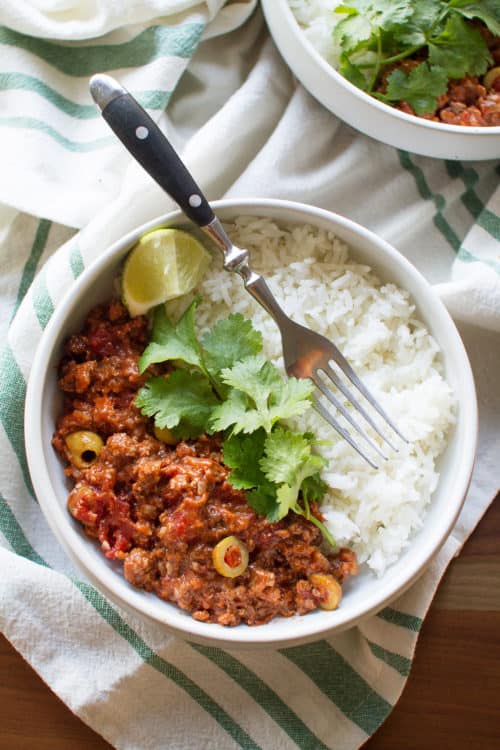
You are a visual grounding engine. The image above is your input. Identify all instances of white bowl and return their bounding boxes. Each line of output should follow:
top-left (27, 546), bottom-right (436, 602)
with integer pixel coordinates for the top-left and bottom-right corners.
top-left (25, 199), bottom-right (477, 649)
top-left (261, 0), bottom-right (500, 161)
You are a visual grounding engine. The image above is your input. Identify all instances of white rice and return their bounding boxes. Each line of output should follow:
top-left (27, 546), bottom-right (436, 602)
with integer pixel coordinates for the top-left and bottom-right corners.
top-left (288, 1), bottom-right (380, 73)
top-left (288, 0), bottom-right (344, 66)
top-left (190, 217), bottom-right (455, 577)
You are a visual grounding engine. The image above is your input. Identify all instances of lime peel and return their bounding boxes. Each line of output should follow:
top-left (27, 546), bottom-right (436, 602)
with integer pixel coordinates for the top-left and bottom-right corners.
top-left (122, 228), bottom-right (210, 317)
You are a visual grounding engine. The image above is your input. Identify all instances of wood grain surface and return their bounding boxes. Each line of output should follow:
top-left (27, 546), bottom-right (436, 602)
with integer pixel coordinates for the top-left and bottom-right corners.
top-left (1, 495), bottom-right (499, 750)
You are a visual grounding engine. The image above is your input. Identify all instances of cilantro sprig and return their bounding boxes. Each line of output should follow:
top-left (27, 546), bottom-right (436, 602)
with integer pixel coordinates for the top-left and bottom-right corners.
top-left (333, 0), bottom-right (500, 115)
top-left (224, 429), bottom-right (334, 546)
top-left (135, 300), bottom-right (334, 545)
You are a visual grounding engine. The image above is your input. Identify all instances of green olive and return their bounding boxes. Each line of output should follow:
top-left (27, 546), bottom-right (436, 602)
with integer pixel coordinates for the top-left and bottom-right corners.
top-left (212, 536), bottom-right (249, 578)
top-left (65, 430), bottom-right (103, 469)
top-left (309, 574), bottom-right (342, 611)
top-left (154, 424), bottom-right (178, 445)
top-left (484, 66), bottom-right (500, 90)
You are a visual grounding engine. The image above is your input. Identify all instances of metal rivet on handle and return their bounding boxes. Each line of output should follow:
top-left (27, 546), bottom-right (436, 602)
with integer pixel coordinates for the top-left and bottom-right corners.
top-left (189, 194), bottom-right (202, 208)
top-left (135, 126), bottom-right (149, 140)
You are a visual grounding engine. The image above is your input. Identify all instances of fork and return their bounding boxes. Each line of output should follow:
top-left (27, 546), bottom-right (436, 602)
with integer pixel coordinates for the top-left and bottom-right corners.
top-left (90, 74), bottom-right (406, 468)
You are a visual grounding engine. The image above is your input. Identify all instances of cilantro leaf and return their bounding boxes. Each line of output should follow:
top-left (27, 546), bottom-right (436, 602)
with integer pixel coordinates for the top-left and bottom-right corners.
top-left (259, 429), bottom-right (313, 486)
top-left (138, 300), bottom-right (205, 374)
top-left (222, 430), bottom-right (268, 489)
top-left (334, 12), bottom-right (374, 56)
top-left (392, 1), bottom-right (445, 46)
top-left (259, 428), bottom-right (327, 521)
top-left (246, 484), bottom-right (278, 518)
top-left (339, 55), bottom-right (370, 90)
top-left (135, 370), bottom-right (218, 439)
top-left (385, 62), bottom-right (448, 114)
top-left (273, 473), bottom-right (333, 542)
top-left (201, 313), bottom-right (262, 390)
top-left (222, 355), bottom-right (314, 423)
top-left (260, 428), bottom-right (326, 489)
top-left (271, 376), bottom-right (316, 421)
top-left (224, 427), bottom-right (329, 534)
top-left (209, 388), bottom-right (262, 434)
top-left (223, 431), bottom-right (279, 517)
top-left (211, 355), bottom-right (314, 434)
top-left (220, 355), bottom-right (281, 409)
top-left (301, 473), bottom-right (329, 503)
top-left (274, 483), bottom-right (299, 523)
top-left (429, 13), bottom-right (492, 78)
top-left (334, 0), bottom-right (414, 56)
top-left (336, 0), bottom-right (413, 31)
top-left (450, 0), bottom-right (500, 37)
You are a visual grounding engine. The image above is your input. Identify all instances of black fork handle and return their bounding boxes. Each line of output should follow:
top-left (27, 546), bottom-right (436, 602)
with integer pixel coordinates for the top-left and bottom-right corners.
top-left (89, 74), bottom-right (215, 228)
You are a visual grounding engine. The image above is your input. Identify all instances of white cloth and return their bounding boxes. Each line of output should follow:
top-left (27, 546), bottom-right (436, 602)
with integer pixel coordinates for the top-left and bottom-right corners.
top-left (0, 0), bottom-right (226, 39)
top-left (0, 6), bottom-right (499, 750)
top-left (0, 0), bottom-right (256, 226)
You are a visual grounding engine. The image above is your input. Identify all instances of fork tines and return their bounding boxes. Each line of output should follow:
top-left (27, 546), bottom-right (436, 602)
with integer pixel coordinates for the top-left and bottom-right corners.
top-left (312, 361), bottom-right (407, 469)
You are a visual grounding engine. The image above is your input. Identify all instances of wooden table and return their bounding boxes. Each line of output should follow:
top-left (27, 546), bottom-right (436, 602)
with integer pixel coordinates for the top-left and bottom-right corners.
top-left (1, 496), bottom-right (499, 749)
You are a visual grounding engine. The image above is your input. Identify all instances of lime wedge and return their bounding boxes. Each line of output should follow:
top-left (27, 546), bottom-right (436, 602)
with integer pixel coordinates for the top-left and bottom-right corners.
top-left (122, 228), bottom-right (210, 317)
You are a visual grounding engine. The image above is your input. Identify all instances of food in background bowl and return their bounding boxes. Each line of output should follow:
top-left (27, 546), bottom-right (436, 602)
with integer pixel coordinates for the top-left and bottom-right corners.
top-left (261, 0), bottom-right (500, 158)
top-left (290, 0), bottom-right (500, 126)
top-left (52, 217), bottom-right (455, 627)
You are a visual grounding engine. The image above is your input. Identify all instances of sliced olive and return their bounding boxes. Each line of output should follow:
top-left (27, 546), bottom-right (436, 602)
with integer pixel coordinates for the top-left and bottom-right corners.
top-left (212, 536), bottom-right (249, 578)
top-left (484, 66), bottom-right (500, 90)
top-left (65, 430), bottom-right (103, 469)
top-left (309, 573), bottom-right (342, 611)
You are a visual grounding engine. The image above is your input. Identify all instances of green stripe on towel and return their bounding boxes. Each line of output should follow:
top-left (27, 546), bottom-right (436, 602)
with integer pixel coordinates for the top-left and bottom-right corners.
top-left (377, 607), bottom-right (422, 632)
top-left (0, 24), bottom-right (204, 76)
top-left (398, 151), bottom-right (461, 252)
top-left (367, 640), bottom-right (411, 677)
top-left (444, 161), bottom-right (500, 233)
top-left (11, 219), bottom-right (51, 320)
top-left (458, 246), bottom-right (500, 274)
top-left (0, 346), bottom-right (33, 497)
top-left (75, 582), bottom-right (262, 750)
top-left (281, 640), bottom-right (391, 735)
top-left (0, 73), bottom-right (171, 118)
top-left (191, 644), bottom-right (330, 750)
top-left (0, 116), bottom-right (114, 151)
top-left (31, 270), bottom-right (54, 329)
top-left (0, 493), bottom-right (46, 566)
top-left (477, 208), bottom-right (500, 241)
top-left (445, 161), bottom-right (484, 220)
top-left (69, 244), bottom-right (85, 278)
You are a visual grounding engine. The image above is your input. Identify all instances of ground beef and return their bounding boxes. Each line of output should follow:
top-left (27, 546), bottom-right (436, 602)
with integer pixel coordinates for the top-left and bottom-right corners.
top-left (53, 301), bottom-right (358, 626)
top-left (377, 28), bottom-right (500, 126)
top-left (423, 75), bottom-right (500, 126)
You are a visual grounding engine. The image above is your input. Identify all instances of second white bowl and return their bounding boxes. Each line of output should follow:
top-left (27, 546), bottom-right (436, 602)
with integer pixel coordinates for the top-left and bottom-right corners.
top-left (262, 0), bottom-right (500, 161)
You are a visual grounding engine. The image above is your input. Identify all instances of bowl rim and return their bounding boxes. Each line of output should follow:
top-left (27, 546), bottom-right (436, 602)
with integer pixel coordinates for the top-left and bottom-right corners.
top-left (25, 197), bottom-right (478, 647)
top-left (261, 0), bottom-right (500, 138)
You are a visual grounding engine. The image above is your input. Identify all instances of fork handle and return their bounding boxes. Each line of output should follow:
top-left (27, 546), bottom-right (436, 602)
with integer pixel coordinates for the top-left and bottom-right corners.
top-left (90, 75), bottom-right (291, 330)
top-left (89, 74), bottom-right (215, 228)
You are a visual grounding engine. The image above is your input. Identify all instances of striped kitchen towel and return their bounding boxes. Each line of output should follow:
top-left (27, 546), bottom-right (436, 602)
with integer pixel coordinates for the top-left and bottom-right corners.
top-left (0, 0), bottom-right (255, 228)
top-left (1, 7), bottom-right (500, 750)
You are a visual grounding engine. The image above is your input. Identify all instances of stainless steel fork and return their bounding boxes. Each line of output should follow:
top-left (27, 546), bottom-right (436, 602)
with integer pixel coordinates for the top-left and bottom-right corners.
top-left (90, 74), bottom-right (406, 468)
